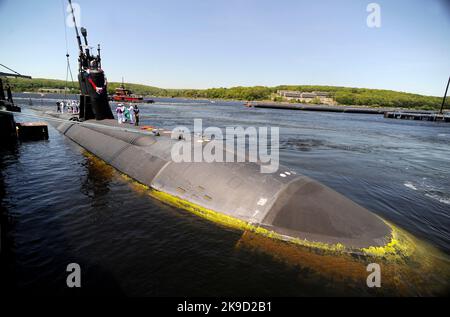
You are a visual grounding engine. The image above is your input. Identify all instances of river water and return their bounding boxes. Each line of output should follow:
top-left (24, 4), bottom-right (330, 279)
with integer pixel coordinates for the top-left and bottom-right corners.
top-left (1, 94), bottom-right (449, 296)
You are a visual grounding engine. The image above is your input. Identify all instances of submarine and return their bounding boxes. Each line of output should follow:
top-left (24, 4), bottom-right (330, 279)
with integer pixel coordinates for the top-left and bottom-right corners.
top-left (43, 0), bottom-right (397, 256)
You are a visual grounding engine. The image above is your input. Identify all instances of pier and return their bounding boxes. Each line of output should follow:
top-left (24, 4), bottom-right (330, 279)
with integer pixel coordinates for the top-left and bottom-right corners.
top-left (0, 66), bottom-right (31, 143)
top-left (16, 122), bottom-right (49, 141)
top-left (251, 102), bottom-right (389, 114)
top-left (384, 77), bottom-right (450, 122)
top-left (384, 111), bottom-right (450, 122)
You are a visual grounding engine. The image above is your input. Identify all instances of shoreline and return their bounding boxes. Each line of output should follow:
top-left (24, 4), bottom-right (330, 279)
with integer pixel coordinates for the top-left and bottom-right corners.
top-left (249, 101), bottom-right (397, 114)
top-left (158, 96), bottom-right (446, 114)
top-left (17, 91), bottom-right (448, 114)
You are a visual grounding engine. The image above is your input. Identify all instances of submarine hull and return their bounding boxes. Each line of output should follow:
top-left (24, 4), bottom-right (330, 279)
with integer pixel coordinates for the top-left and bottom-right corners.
top-left (51, 118), bottom-right (391, 251)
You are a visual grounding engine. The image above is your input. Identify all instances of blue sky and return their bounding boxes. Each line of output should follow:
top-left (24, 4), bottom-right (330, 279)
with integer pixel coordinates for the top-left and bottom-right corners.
top-left (0, 0), bottom-right (449, 96)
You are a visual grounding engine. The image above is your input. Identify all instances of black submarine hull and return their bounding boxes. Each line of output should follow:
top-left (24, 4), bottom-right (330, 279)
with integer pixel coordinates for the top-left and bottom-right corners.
top-left (48, 117), bottom-right (392, 252)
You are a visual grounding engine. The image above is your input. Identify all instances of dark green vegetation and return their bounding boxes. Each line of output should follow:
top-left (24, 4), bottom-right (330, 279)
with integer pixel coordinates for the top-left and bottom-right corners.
top-left (8, 78), bottom-right (79, 93)
top-left (7, 78), bottom-right (449, 110)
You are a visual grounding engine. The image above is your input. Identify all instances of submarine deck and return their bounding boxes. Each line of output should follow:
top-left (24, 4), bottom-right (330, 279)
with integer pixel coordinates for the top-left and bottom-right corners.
top-left (41, 111), bottom-right (392, 251)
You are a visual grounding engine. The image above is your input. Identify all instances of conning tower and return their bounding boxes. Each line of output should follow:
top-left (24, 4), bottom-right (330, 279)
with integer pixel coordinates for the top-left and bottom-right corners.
top-left (68, 0), bottom-right (114, 121)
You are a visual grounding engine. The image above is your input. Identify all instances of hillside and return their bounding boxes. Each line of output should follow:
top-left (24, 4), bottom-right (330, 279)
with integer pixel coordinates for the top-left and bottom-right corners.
top-left (6, 77), bottom-right (448, 110)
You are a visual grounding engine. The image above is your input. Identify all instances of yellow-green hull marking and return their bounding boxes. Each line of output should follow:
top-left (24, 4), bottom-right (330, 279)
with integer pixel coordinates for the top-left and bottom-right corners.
top-left (84, 151), bottom-right (411, 258)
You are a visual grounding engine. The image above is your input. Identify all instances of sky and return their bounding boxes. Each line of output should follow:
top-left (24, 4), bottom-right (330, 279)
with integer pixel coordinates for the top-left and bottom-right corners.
top-left (0, 0), bottom-right (449, 96)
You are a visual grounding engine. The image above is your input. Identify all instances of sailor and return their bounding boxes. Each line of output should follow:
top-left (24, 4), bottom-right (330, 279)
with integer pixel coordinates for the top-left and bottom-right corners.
top-left (56, 101), bottom-right (60, 113)
top-left (121, 104), bottom-right (126, 122)
top-left (123, 104), bottom-right (130, 122)
top-left (116, 103), bottom-right (124, 124)
top-left (122, 104), bottom-right (126, 123)
top-left (128, 104), bottom-right (135, 124)
top-left (60, 100), bottom-right (65, 113)
top-left (133, 104), bottom-right (140, 126)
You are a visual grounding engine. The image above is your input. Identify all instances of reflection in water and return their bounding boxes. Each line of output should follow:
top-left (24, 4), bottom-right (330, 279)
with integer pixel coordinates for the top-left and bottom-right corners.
top-left (236, 231), bottom-right (450, 296)
top-left (0, 143), bottom-right (20, 292)
top-left (1, 135), bottom-right (124, 295)
top-left (81, 152), bottom-right (114, 208)
top-left (97, 153), bottom-right (450, 296)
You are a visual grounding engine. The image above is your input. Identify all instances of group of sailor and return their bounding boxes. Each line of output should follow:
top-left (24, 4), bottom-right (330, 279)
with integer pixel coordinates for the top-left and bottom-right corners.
top-left (57, 100), bottom-right (80, 114)
top-left (116, 103), bottom-right (140, 126)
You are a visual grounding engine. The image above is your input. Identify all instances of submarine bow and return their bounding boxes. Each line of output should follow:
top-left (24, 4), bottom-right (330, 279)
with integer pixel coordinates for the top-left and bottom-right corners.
top-left (52, 119), bottom-right (392, 251)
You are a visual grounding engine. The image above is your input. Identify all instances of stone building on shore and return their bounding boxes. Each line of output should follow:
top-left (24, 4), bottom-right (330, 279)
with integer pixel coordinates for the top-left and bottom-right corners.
top-left (277, 90), bottom-right (335, 104)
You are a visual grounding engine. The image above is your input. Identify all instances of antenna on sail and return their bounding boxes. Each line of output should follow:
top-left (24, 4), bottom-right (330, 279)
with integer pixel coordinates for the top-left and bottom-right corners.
top-left (67, 0), bottom-right (83, 57)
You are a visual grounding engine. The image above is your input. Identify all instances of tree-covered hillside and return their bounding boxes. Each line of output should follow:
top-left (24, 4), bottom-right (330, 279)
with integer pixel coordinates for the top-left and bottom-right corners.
top-left (6, 78), bottom-right (448, 110)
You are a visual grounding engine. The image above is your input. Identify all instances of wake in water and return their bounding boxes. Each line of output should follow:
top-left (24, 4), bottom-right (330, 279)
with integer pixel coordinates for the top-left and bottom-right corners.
top-left (404, 181), bottom-right (450, 205)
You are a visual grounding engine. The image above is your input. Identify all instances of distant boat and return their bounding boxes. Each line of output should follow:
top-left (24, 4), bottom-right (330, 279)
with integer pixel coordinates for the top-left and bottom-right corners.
top-left (244, 101), bottom-right (253, 107)
top-left (109, 78), bottom-right (154, 103)
top-left (111, 83), bottom-right (144, 102)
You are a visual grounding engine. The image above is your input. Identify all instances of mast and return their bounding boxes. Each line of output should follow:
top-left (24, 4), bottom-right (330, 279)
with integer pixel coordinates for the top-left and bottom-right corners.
top-left (68, 0), bottom-right (83, 58)
top-left (97, 44), bottom-right (102, 68)
top-left (439, 76), bottom-right (450, 114)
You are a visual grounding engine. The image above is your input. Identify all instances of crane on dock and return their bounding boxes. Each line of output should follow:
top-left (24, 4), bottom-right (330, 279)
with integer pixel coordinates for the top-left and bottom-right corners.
top-left (0, 64), bottom-right (32, 142)
top-left (0, 63), bottom-right (32, 111)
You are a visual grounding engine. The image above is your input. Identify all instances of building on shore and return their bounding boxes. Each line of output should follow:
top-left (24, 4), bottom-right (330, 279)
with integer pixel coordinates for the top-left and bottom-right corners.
top-left (38, 88), bottom-right (68, 94)
top-left (276, 90), bottom-right (334, 104)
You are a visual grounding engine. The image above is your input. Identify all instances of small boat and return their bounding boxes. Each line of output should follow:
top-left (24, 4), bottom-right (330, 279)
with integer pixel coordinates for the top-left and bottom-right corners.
top-left (111, 82), bottom-right (144, 102)
top-left (244, 101), bottom-right (253, 107)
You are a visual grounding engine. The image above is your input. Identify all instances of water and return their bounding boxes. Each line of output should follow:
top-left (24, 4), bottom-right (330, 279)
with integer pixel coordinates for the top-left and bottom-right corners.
top-left (2, 95), bottom-right (450, 296)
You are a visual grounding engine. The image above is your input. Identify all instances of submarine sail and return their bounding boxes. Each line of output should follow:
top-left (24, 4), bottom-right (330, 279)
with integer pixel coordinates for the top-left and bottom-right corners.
top-left (68, 0), bottom-right (113, 121)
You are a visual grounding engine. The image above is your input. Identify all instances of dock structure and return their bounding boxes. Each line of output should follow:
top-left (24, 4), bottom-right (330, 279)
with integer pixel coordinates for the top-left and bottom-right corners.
top-left (0, 65), bottom-right (32, 143)
top-left (252, 102), bottom-right (389, 114)
top-left (16, 122), bottom-right (49, 141)
top-left (384, 111), bottom-right (450, 122)
top-left (384, 76), bottom-right (450, 122)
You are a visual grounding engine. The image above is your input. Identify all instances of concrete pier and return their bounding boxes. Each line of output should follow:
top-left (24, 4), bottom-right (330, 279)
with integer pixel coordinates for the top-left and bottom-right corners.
top-left (16, 122), bottom-right (49, 141)
top-left (251, 102), bottom-right (389, 114)
top-left (0, 111), bottom-right (17, 143)
top-left (384, 111), bottom-right (450, 122)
